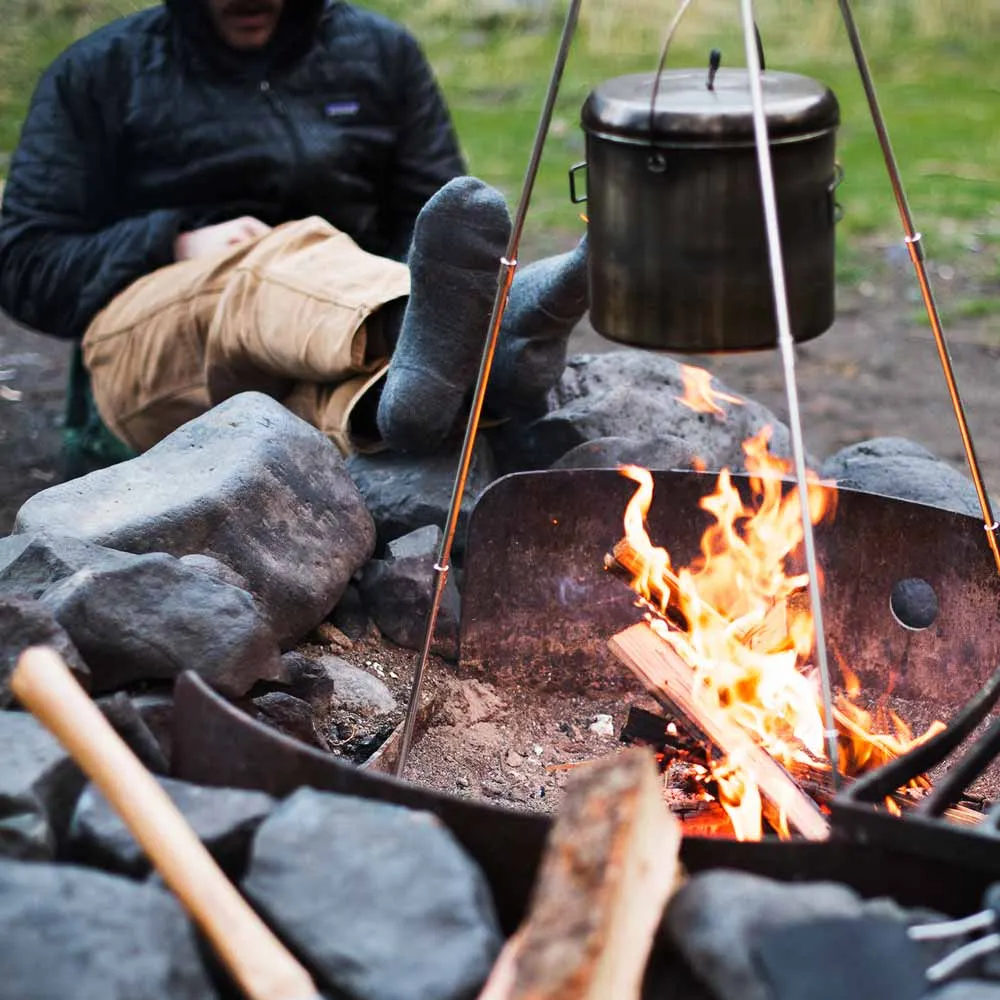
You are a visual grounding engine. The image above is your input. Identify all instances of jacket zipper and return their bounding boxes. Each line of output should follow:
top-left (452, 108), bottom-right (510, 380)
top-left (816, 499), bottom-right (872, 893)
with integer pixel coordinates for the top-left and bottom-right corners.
top-left (260, 79), bottom-right (304, 207)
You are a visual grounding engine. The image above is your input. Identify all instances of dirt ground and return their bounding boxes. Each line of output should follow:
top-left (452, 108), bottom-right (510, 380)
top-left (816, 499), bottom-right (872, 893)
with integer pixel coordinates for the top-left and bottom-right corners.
top-left (2, 249), bottom-right (997, 534)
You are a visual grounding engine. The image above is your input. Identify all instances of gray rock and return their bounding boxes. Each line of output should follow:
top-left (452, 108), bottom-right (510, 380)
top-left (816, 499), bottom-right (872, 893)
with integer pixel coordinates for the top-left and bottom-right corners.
top-left (665, 870), bottom-right (864, 1000)
top-left (14, 392), bottom-right (376, 647)
top-left (243, 788), bottom-right (502, 1000)
top-left (0, 535), bottom-right (280, 695)
top-left (0, 596), bottom-right (89, 708)
top-left (252, 691), bottom-right (324, 748)
top-left (0, 532), bottom-right (103, 599)
top-left (322, 655), bottom-right (397, 715)
top-left (36, 548), bottom-right (281, 697)
top-left (0, 711), bottom-right (85, 860)
top-left (128, 692), bottom-right (175, 767)
top-left (97, 693), bottom-right (169, 774)
top-left (359, 525), bottom-right (460, 661)
top-left (0, 859), bottom-right (216, 999)
top-left (930, 984), bottom-right (1000, 999)
top-left (178, 552), bottom-right (251, 592)
top-left (347, 439), bottom-right (497, 558)
top-left (277, 651), bottom-right (335, 706)
top-left (505, 352), bottom-right (796, 472)
top-left (70, 776), bottom-right (275, 880)
top-left (821, 437), bottom-right (983, 516)
top-left (282, 652), bottom-right (396, 717)
top-left (551, 435), bottom-right (701, 471)
top-left (329, 580), bottom-right (371, 639)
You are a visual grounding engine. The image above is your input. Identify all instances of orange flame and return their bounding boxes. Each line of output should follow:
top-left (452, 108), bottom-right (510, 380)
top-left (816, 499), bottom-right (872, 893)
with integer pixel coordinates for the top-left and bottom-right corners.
top-left (677, 365), bottom-right (746, 418)
top-left (617, 430), bottom-right (940, 838)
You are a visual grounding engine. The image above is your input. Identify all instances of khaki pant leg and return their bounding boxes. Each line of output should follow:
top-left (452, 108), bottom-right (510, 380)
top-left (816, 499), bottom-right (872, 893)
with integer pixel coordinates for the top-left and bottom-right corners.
top-left (84, 217), bottom-right (409, 456)
top-left (82, 241), bottom-right (260, 453)
top-left (206, 217), bottom-right (410, 385)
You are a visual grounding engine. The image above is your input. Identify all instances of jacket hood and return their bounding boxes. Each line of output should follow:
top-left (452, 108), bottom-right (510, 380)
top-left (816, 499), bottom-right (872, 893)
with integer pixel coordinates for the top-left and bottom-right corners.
top-left (164, 0), bottom-right (327, 72)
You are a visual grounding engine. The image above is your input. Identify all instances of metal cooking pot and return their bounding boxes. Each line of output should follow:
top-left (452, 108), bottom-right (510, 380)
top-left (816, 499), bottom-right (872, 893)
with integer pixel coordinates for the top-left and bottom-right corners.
top-left (571, 67), bottom-right (841, 352)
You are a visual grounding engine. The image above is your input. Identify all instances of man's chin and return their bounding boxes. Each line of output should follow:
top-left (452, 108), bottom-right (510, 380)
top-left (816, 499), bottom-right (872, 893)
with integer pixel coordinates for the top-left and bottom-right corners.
top-left (219, 16), bottom-right (278, 50)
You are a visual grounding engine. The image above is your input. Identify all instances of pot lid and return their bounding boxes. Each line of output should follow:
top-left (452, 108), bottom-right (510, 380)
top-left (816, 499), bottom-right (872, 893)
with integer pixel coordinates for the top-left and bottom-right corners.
top-left (582, 68), bottom-right (839, 144)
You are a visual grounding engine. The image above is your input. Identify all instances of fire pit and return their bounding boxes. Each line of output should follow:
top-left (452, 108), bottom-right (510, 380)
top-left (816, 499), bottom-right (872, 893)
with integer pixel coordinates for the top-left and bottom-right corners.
top-left (172, 437), bottom-right (1000, 923)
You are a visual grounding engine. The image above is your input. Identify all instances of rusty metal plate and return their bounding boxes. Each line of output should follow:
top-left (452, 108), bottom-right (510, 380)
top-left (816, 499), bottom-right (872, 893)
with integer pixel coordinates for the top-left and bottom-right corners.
top-left (459, 469), bottom-right (1000, 705)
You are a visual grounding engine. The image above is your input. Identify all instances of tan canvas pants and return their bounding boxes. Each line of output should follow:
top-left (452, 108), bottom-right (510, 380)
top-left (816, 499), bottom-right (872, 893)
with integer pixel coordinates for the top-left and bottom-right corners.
top-left (82, 217), bottom-right (411, 455)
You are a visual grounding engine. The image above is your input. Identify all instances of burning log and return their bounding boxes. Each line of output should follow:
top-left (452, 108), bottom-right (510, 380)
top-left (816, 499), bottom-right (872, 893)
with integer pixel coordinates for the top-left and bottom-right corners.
top-left (604, 538), bottom-right (688, 630)
top-left (606, 538), bottom-right (795, 649)
top-left (609, 622), bottom-right (830, 841)
top-left (619, 705), bottom-right (701, 755)
top-left (478, 748), bottom-right (682, 1000)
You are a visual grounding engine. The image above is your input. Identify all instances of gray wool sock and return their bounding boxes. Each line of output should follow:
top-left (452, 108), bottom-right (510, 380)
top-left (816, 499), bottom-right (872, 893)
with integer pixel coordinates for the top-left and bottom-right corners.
top-left (487, 234), bottom-right (589, 414)
top-left (377, 177), bottom-right (512, 453)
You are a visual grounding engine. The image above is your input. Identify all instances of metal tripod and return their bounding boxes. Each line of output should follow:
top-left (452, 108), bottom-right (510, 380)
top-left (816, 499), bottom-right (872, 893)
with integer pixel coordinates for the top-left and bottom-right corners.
top-left (394, 0), bottom-right (997, 780)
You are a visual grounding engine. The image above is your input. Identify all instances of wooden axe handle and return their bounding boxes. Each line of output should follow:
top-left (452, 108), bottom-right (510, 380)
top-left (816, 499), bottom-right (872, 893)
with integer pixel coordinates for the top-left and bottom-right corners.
top-left (11, 646), bottom-right (321, 1000)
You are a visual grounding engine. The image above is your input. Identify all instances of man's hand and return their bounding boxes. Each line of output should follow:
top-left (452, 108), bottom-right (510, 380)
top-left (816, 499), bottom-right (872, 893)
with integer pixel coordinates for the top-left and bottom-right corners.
top-left (174, 216), bottom-right (272, 261)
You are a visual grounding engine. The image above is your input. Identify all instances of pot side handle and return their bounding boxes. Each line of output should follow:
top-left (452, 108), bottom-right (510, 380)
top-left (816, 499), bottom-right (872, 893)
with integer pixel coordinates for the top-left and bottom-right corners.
top-left (568, 161), bottom-right (587, 204)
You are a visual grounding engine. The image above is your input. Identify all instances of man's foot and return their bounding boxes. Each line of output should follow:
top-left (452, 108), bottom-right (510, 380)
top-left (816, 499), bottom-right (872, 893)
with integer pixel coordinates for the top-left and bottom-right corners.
top-left (376, 177), bottom-right (512, 453)
top-left (487, 234), bottom-right (589, 415)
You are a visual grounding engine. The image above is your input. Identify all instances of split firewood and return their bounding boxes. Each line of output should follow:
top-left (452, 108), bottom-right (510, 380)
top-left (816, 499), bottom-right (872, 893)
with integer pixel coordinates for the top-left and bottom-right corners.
top-left (479, 748), bottom-right (683, 1000)
top-left (604, 539), bottom-right (689, 630)
top-left (605, 538), bottom-right (786, 648)
top-left (742, 600), bottom-right (791, 652)
top-left (609, 622), bottom-right (830, 841)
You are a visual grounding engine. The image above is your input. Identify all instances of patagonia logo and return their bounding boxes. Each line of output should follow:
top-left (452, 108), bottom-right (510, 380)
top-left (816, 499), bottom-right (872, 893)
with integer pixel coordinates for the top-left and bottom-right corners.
top-left (324, 100), bottom-right (360, 118)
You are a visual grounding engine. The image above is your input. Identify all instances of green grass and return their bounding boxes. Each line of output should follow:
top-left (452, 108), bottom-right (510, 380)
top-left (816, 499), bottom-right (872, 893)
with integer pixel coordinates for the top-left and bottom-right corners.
top-left (2, 0), bottom-right (999, 285)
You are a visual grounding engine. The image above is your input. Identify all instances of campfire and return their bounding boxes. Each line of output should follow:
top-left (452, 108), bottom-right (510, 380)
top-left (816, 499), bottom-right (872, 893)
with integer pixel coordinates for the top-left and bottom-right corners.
top-left (606, 366), bottom-right (947, 841)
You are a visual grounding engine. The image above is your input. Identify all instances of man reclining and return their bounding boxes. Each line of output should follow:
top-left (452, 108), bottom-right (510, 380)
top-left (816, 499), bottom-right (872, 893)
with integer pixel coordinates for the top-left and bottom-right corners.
top-left (0, 0), bottom-right (588, 457)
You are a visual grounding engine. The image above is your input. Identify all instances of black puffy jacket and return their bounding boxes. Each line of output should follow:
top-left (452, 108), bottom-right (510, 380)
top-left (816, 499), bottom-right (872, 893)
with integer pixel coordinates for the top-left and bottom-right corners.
top-left (0, 0), bottom-right (466, 338)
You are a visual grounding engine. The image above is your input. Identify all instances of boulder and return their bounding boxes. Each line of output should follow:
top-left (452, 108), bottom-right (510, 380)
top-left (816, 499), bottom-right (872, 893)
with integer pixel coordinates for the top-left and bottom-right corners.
top-left (551, 435), bottom-right (701, 471)
top-left (70, 776), bottom-right (275, 880)
top-left (242, 788), bottom-right (502, 1000)
top-left (34, 547), bottom-right (281, 696)
top-left (14, 392), bottom-right (376, 647)
top-left (665, 870), bottom-right (864, 1000)
top-left (0, 596), bottom-right (89, 707)
top-left (500, 352), bottom-right (796, 472)
top-left (252, 692), bottom-right (325, 749)
top-left (347, 438), bottom-right (496, 558)
top-left (821, 437), bottom-right (983, 517)
top-left (0, 532), bottom-right (101, 599)
top-left (0, 710), bottom-right (85, 861)
top-left (0, 859), bottom-right (216, 999)
top-left (279, 652), bottom-right (396, 716)
top-left (359, 525), bottom-right (461, 661)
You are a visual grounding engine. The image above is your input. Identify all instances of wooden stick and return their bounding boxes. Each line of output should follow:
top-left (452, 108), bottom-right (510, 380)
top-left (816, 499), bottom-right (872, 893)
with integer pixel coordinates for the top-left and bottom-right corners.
top-left (11, 647), bottom-right (321, 1000)
top-left (480, 748), bottom-right (683, 1000)
top-left (609, 623), bottom-right (829, 841)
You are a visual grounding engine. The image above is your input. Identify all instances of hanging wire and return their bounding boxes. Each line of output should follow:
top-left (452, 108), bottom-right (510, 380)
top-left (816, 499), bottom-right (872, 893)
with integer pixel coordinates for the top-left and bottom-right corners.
top-left (647, 0), bottom-right (698, 141)
top-left (738, 0), bottom-right (842, 788)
